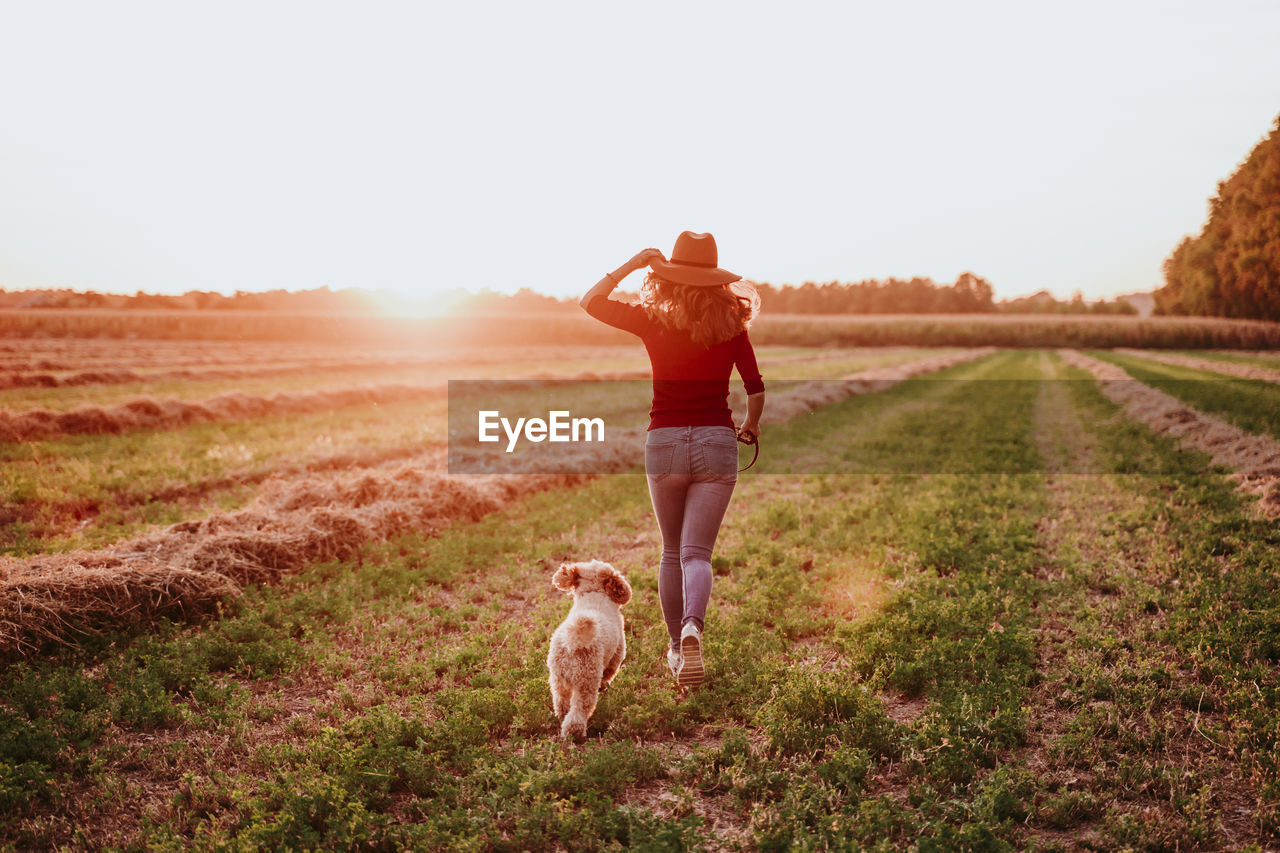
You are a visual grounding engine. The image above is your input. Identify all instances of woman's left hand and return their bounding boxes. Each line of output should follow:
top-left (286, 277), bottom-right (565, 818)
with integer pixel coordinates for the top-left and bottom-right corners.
top-left (626, 248), bottom-right (665, 273)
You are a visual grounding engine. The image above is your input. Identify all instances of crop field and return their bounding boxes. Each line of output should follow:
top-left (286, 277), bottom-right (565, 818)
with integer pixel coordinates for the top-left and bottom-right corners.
top-left (8, 308), bottom-right (1280, 349)
top-left (2, 340), bottom-right (1280, 851)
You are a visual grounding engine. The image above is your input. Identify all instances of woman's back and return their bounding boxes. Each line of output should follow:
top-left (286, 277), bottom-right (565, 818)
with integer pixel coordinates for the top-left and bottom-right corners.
top-left (583, 294), bottom-right (763, 429)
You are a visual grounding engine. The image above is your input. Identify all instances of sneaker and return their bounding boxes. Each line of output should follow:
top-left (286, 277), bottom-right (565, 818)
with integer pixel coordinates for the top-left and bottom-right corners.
top-left (678, 622), bottom-right (705, 690)
top-left (667, 646), bottom-right (683, 680)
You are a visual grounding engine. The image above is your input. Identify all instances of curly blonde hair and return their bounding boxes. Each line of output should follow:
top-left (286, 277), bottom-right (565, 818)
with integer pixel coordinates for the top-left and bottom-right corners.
top-left (639, 273), bottom-right (760, 348)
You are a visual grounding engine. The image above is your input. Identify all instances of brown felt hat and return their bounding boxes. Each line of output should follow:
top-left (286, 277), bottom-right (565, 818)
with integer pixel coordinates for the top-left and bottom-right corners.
top-left (649, 231), bottom-right (742, 286)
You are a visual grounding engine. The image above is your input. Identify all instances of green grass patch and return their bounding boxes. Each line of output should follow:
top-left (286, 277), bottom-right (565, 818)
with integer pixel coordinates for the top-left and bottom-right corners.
top-left (1091, 349), bottom-right (1280, 440)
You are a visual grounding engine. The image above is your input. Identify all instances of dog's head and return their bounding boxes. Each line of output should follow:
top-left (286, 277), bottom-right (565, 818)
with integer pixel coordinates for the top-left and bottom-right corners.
top-left (552, 560), bottom-right (632, 606)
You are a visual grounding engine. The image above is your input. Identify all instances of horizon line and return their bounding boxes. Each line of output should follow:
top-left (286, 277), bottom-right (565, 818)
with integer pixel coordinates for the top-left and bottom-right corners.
top-left (0, 281), bottom-right (1152, 305)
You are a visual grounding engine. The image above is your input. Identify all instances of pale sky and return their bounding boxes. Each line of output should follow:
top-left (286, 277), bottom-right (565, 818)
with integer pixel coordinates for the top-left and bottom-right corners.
top-left (1, 1), bottom-right (1278, 303)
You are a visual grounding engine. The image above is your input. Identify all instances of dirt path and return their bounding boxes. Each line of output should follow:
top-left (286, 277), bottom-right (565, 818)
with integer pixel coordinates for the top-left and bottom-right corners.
top-left (1017, 353), bottom-right (1261, 848)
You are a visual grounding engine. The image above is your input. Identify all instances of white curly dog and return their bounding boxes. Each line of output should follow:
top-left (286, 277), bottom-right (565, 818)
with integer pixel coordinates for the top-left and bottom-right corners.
top-left (546, 560), bottom-right (632, 741)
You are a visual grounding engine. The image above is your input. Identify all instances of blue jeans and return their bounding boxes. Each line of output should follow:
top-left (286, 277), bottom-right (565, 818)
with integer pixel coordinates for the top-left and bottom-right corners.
top-left (645, 426), bottom-right (738, 647)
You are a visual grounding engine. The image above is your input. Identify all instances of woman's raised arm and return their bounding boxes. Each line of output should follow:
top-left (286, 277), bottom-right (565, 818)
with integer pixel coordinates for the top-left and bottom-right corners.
top-left (579, 248), bottom-right (666, 311)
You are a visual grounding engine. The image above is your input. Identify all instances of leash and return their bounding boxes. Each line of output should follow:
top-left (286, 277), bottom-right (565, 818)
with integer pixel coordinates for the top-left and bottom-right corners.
top-left (736, 429), bottom-right (759, 472)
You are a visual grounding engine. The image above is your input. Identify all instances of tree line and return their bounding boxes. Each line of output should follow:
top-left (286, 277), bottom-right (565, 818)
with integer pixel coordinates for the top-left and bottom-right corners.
top-left (755, 273), bottom-right (993, 313)
top-left (1156, 113), bottom-right (1280, 320)
top-left (3, 276), bottom-right (1139, 315)
top-left (753, 275), bottom-right (1133, 315)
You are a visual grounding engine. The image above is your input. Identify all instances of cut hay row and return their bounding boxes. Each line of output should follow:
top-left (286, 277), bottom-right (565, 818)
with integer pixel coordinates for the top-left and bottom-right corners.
top-left (0, 359), bottom-right (451, 390)
top-left (5, 440), bottom-right (446, 550)
top-left (1059, 349), bottom-right (1280, 516)
top-left (0, 347), bottom-right (997, 659)
top-left (0, 383), bottom-right (446, 443)
top-left (0, 351), bottom-right (888, 442)
top-left (0, 464), bottom-right (594, 658)
top-left (0, 341), bottom-right (642, 374)
top-left (1114, 348), bottom-right (1280, 384)
top-left (0, 357), bottom-right (641, 390)
top-left (0, 337), bottom-right (434, 357)
top-left (0, 341), bottom-right (390, 371)
top-left (0, 367), bottom-right (655, 442)
top-left (0, 346), bottom-right (884, 392)
top-left (5, 350), bottom-right (955, 548)
top-left (2, 368), bottom-right (152, 389)
top-left (0, 353), bottom-right (400, 372)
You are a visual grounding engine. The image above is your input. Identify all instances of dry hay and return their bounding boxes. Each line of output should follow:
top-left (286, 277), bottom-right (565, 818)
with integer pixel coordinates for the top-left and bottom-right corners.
top-left (0, 368), bottom-right (667, 443)
top-left (0, 459), bottom-right (589, 657)
top-left (0, 351), bottom-right (625, 390)
top-left (0, 362), bottom-right (428, 390)
top-left (0, 560), bottom-right (239, 657)
top-left (0, 383), bottom-right (447, 442)
top-left (0, 345), bottom-right (842, 390)
top-left (0, 340), bottom-right (366, 373)
top-left (1115, 348), bottom-right (1280, 384)
top-left (1060, 349), bottom-right (1280, 516)
top-left (0, 369), bottom-right (144, 389)
top-left (0, 347), bottom-right (998, 658)
top-left (0, 340), bottom-right (643, 374)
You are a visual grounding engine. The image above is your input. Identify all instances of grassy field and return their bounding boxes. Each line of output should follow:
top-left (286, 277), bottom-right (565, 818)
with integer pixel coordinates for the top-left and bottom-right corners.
top-left (1089, 350), bottom-right (1280, 441)
top-left (0, 347), bottom-right (940, 556)
top-left (2, 346), bottom-right (1279, 850)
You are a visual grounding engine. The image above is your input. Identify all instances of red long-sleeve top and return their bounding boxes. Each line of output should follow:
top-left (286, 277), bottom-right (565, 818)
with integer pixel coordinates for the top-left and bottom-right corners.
top-left (585, 295), bottom-right (765, 431)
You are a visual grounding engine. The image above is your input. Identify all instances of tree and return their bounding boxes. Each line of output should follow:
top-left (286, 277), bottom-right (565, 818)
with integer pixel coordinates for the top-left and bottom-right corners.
top-left (1156, 113), bottom-right (1280, 319)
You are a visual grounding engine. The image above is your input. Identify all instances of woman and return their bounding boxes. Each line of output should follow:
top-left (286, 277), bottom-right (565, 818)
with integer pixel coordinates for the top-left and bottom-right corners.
top-left (580, 231), bottom-right (765, 690)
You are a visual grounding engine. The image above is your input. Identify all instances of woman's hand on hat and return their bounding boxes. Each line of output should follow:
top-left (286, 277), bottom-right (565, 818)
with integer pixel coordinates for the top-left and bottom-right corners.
top-left (626, 248), bottom-right (665, 273)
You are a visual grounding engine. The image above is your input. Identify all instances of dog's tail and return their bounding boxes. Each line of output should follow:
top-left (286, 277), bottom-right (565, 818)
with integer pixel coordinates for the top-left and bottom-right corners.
top-left (566, 615), bottom-right (596, 646)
